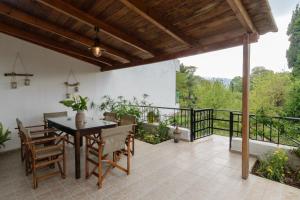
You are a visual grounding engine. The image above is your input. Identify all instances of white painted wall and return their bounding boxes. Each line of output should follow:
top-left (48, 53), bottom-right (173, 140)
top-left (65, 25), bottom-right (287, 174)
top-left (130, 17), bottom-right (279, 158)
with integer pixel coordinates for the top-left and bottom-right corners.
top-left (0, 33), bottom-right (179, 152)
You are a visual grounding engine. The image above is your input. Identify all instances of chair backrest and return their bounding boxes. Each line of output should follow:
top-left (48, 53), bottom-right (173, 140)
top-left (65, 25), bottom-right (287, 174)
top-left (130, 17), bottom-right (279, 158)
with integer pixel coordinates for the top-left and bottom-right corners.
top-left (103, 112), bottom-right (118, 122)
top-left (17, 119), bottom-right (32, 145)
top-left (101, 125), bottom-right (133, 155)
top-left (119, 114), bottom-right (136, 126)
top-left (16, 118), bottom-right (23, 131)
top-left (43, 111), bottom-right (68, 127)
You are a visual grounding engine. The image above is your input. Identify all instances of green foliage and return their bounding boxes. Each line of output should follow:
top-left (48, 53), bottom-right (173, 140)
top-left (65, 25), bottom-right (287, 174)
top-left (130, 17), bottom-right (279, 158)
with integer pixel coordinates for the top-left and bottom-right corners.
top-left (293, 147), bottom-right (300, 157)
top-left (257, 150), bottom-right (288, 183)
top-left (147, 109), bottom-right (160, 123)
top-left (99, 95), bottom-right (150, 119)
top-left (136, 120), bottom-right (171, 144)
top-left (287, 4), bottom-right (300, 78)
top-left (230, 76), bottom-right (242, 92)
top-left (0, 122), bottom-right (11, 148)
top-left (285, 80), bottom-right (300, 117)
top-left (60, 95), bottom-right (88, 111)
top-left (176, 64), bottom-right (198, 107)
top-left (286, 4), bottom-right (300, 117)
top-left (250, 69), bottom-right (291, 116)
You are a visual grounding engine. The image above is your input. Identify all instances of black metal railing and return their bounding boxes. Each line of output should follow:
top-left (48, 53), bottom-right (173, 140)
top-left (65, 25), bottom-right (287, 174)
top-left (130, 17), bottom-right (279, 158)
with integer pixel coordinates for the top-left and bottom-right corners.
top-left (229, 112), bottom-right (300, 147)
top-left (132, 105), bottom-right (192, 129)
top-left (131, 105), bottom-right (300, 146)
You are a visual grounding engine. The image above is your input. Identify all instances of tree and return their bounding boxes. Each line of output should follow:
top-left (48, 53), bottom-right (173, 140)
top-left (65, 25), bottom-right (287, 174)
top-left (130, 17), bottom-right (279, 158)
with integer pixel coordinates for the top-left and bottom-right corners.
top-left (176, 64), bottom-right (198, 107)
top-left (285, 4), bottom-right (300, 117)
top-left (287, 4), bottom-right (300, 78)
top-left (230, 76), bottom-right (242, 92)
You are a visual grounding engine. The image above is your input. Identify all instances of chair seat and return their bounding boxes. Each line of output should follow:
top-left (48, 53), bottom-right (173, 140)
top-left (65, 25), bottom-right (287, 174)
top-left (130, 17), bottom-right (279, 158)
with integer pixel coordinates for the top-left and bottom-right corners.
top-left (36, 148), bottom-right (63, 159)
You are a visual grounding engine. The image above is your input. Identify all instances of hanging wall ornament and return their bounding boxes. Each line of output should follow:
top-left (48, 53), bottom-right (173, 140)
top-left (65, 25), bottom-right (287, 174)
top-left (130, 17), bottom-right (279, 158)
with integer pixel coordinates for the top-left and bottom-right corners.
top-left (64, 69), bottom-right (80, 98)
top-left (4, 52), bottom-right (33, 89)
top-left (10, 73), bottom-right (17, 89)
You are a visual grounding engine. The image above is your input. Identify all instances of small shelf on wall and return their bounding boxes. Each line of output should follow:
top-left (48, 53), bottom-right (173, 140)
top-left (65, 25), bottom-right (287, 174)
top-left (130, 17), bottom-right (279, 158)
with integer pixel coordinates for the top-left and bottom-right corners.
top-left (4, 73), bottom-right (34, 77)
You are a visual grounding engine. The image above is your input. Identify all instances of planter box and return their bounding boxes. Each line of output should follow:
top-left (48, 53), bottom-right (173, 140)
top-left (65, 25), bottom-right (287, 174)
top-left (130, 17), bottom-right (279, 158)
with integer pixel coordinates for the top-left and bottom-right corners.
top-left (141, 122), bottom-right (191, 142)
top-left (231, 138), bottom-right (295, 157)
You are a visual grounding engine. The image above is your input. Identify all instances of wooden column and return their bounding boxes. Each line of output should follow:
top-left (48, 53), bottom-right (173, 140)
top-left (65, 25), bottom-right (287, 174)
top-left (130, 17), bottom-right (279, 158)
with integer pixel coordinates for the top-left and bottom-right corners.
top-left (242, 33), bottom-right (250, 179)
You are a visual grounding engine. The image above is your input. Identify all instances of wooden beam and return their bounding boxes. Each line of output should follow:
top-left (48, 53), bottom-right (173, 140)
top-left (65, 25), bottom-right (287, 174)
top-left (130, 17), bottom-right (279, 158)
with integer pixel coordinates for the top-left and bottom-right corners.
top-left (111, 33), bottom-right (258, 70)
top-left (119, 0), bottom-right (193, 46)
top-left (242, 33), bottom-right (250, 179)
top-left (0, 2), bottom-right (137, 63)
top-left (0, 22), bottom-right (116, 69)
top-left (36, 0), bottom-right (157, 56)
top-left (226, 0), bottom-right (257, 33)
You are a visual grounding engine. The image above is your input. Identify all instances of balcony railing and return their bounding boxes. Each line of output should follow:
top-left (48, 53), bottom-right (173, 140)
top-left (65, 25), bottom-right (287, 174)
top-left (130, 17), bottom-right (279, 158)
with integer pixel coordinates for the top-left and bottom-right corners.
top-left (131, 105), bottom-right (300, 147)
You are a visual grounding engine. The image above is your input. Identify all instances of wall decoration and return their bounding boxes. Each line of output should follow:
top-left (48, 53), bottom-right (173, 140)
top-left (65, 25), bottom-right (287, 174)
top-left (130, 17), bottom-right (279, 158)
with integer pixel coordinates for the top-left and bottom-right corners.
top-left (4, 52), bottom-right (33, 89)
top-left (64, 69), bottom-right (80, 98)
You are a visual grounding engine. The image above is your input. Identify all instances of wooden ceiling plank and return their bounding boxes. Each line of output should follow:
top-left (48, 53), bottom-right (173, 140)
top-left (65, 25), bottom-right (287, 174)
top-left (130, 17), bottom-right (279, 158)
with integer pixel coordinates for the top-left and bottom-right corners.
top-left (36, 0), bottom-right (157, 56)
top-left (0, 22), bottom-right (115, 67)
top-left (119, 0), bottom-right (193, 46)
top-left (226, 0), bottom-right (257, 33)
top-left (111, 33), bottom-right (259, 70)
top-left (0, 2), bottom-right (138, 63)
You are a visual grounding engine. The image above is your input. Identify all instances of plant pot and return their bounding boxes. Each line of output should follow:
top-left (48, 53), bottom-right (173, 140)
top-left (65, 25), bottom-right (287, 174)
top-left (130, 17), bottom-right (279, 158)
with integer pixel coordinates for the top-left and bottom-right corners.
top-left (173, 126), bottom-right (181, 143)
top-left (75, 111), bottom-right (86, 128)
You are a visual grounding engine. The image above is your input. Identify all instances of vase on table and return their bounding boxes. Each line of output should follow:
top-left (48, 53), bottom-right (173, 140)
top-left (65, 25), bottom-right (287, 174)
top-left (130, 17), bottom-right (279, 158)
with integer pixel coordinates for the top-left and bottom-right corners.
top-left (75, 110), bottom-right (86, 128)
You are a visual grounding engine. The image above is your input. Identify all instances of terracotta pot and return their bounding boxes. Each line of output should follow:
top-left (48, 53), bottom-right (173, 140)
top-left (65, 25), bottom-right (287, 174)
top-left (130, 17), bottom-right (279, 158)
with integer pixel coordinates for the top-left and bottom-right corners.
top-left (75, 111), bottom-right (85, 128)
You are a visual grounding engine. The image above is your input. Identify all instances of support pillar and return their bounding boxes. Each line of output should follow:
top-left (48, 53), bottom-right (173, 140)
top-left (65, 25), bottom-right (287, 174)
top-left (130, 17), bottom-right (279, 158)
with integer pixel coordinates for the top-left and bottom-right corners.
top-left (242, 33), bottom-right (250, 179)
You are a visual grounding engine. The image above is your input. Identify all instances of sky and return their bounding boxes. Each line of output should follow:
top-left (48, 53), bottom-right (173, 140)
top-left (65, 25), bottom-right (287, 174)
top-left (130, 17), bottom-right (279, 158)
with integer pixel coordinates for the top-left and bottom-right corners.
top-left (179, 0), bottom-right (300, 79)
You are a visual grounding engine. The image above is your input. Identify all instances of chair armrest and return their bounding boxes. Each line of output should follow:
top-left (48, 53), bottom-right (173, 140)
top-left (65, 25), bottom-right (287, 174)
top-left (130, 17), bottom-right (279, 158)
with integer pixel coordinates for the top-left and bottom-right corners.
top-left (35, 144), bottom-right (64, 153)
top-left (15, 124), bottom-right (45, 130)
top-left (30, 128), bottom-right (57, 134)
top-left (28, 135), bottom-right (65, 144)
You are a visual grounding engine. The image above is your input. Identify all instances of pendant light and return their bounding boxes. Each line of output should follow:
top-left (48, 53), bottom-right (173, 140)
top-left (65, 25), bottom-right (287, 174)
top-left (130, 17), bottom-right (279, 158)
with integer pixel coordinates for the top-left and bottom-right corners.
top-left (91, 26), bottom-right (104, 57)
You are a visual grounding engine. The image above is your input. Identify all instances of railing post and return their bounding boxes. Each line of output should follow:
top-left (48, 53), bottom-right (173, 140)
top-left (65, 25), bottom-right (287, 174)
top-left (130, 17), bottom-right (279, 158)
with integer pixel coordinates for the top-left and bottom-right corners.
top-left (229, 112), bottom-right (234, 150)
top-left (190, 108), bottom-right (194, 142)
top-left (211, 109), bottom-right (214, 135)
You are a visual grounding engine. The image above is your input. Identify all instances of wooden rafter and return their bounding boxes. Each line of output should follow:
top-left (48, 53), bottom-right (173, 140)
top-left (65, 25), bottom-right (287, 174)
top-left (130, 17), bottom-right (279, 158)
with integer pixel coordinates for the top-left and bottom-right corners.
top-left (111, 33), bottom-right (258, 70)
top-left (119, 0), bottom-right (194, 46)
top-left (226, 0), bottom-right (257, 33)
top-left (0, 22), bottom-right (116, 69)
top-left (36, 0), bottom-right (157, 56)
top-left (0, 2), bottom-right (138, 63)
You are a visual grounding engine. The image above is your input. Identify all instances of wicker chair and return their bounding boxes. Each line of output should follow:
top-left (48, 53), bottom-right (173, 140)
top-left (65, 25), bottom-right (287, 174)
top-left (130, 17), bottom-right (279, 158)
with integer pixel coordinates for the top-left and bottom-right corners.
top-left (119, 115), bottom-right (137, 155)
top-left (85, 125), bottom-right (133, 189)
top-left (21, 125), bottom-right (66, 189)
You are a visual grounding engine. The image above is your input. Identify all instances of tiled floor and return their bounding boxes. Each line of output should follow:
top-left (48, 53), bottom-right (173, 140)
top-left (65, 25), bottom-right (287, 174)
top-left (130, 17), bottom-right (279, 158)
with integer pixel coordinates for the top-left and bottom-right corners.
top-left (0, 135), bottom-right (300, 200)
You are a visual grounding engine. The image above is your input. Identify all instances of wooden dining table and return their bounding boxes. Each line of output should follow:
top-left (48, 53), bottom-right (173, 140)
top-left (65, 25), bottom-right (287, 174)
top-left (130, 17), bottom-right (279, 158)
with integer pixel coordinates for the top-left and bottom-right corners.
top-left (47, 116), bottom-right (117, 179)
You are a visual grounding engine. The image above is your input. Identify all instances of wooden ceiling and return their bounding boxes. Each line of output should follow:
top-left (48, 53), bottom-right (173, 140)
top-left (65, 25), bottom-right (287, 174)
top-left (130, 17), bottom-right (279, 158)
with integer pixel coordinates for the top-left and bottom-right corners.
top-left (0, 0), bottom-right (277, 71)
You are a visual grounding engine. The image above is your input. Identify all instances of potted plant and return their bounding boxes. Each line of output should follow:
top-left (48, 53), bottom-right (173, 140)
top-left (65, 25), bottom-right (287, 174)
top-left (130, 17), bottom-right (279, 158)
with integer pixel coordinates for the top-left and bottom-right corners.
top-left (0, 122), bottom-right (11, 148)
top-left (60, 95), bottom-right (88, 125)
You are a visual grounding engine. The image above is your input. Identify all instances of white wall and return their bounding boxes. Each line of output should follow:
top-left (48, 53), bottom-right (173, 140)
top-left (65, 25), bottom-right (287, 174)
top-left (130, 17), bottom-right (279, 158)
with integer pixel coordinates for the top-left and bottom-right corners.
top-left (0, 33), bottom-right (179, 152)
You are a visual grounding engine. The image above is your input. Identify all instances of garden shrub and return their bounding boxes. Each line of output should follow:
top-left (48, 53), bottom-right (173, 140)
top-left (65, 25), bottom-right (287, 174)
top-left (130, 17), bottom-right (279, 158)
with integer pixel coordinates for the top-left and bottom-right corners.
top-left (257, 149), bottom-right (288, 183)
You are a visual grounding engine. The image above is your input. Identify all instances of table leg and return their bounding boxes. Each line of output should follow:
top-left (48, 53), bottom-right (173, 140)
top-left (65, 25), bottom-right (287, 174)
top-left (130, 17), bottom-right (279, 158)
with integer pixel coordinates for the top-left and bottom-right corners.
top-left (80, 136), bottom-right (83, 147)
top-left (75, 131), bottom-right (81, 179)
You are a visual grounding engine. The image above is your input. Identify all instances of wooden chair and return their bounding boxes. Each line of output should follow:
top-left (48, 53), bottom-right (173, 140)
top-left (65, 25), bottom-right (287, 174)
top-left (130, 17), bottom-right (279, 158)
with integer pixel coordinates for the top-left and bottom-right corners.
top-left (43, 111), bottom-right (73, 145)
top-left (119, 115), bottom-right (137, 155)
top-left (103, 112), bottom-right (118, 123)
top-left (16, 118), bottom-right (55, 164)
top-left (85, 125), bottom-right (133, 189)
top-left (21, 125), bottom-right (66, 189)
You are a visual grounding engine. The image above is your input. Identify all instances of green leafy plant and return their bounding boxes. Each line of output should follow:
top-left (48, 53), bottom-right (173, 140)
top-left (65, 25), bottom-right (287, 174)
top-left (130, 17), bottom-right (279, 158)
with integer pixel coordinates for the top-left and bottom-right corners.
top-left (99, 95), bottom-right (150, 119)
top-left (156, 120), bottom-right (170, 141)
top-left (257, 149), bottom-right (288, 183)
top-left (59, 95), bottom-right (88, 111)
top-left (0, 122), bottom-right (11, 148)
top-left (147, 109), bottom-right (160, 123)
